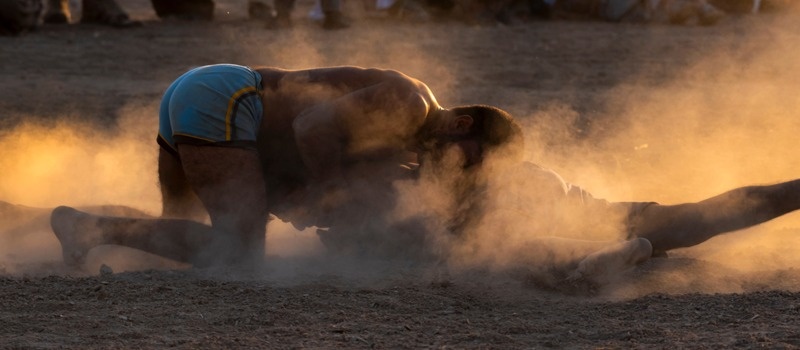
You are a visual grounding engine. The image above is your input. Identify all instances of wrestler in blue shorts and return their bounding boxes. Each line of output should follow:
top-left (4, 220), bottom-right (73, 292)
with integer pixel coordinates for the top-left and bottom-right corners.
top-left (157, 64), bottom-right (264, 157)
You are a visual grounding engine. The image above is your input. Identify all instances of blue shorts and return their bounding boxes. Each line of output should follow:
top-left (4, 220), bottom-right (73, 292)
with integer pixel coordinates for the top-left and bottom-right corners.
top-left (157, 64), bottom-right (263, 156)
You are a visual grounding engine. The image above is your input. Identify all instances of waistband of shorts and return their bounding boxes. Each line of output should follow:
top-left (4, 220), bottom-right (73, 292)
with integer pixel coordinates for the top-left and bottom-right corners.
top-left (173, 134), bottom-right (258, 150)
top-left (157, 134), bottom-right (258, 159)
top-left (250, 67), bottom-right (264, 95)
top-left (157, 134), bottom-right (179, 158)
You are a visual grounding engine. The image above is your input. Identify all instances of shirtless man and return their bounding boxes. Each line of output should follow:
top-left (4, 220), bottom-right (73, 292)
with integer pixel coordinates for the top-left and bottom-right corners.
top-left (49, 64), bottom-right (523, 268)
top-left (49, 64), bottom-right (800, 286)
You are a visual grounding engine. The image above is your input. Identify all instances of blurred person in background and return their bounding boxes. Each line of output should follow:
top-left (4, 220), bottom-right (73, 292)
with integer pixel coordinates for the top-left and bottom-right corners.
top-left (0, 0), bottom-right (42, 35)
top-left (546, 0), bottom-right (725, 25)
top-left (43, 0), bottom-right (141, 27)
top-left (248, 0), bottom-right (349, 29)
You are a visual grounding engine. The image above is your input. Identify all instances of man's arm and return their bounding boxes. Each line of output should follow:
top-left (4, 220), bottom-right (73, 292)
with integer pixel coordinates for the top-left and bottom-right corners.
top-left (292, 77), bottom-right (431, 184)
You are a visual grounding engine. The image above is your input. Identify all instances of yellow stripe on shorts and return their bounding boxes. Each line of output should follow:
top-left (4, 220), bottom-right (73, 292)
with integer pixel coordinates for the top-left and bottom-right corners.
top-left (225, 86), bottom-right (258, 141)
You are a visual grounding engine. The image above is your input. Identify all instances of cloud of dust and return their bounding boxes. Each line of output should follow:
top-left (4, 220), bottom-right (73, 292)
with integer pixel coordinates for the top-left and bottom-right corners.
top-left (424, 14), bottom-right (800, 295)
top-left (0, 3), bottom-right (463, 277)
top-left (0, 109), bottom-right (159, 210)
top-left (569, 15), bottom-right (800, 279)
top-left (235, 2), bottom-right (457, 88)
top-left (226, 8), bottom-right (800, 293)
top-left (0, 105), bottom-right (327, 274)
top-left (5, 3), bottom-right (798, 295)
top-left (0, 104), bottom-right (162, 272)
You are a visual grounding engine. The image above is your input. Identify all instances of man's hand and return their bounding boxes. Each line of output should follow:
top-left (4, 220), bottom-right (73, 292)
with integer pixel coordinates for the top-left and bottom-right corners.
top-left (274, 161), bottom-right (418, 230)
top-left (274, 189), bottom-right (316, 230)
top-left (274, 181), bottom-right (351, 230)
top-left (343, 161), bottom-right (419, 185)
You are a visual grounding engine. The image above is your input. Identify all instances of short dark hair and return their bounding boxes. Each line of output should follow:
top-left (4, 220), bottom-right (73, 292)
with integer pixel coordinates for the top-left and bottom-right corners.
top-left (449, 104), bottom-right (524, 161)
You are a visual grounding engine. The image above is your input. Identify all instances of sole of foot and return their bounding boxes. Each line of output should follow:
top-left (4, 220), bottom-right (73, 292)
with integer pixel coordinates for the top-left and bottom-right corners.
top-left (50, 206), bottom-right (97, 267)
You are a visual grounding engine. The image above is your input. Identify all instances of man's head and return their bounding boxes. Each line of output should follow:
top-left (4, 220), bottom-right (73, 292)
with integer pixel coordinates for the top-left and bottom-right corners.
top-left (414, 104), bottom-right (524, 168)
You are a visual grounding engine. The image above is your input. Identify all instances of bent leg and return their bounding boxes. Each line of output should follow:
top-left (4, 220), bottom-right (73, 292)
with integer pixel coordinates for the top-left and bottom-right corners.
top-left (630, 179), bottom-right (800, 253)
top-left (51, 146), bottom-right (269, 267)
top-left (522, 236), bottom-right (651, 270)
top-left (566, 238), bottom-right (652, 284)
top-left (513, 236), bottom-right (653, 291)
top-left (178, 145), bottom-right (269, 265)
top-left (51, 206), bottom-right (218, 267)
top-left (158, 148), bottom-right (206, 221)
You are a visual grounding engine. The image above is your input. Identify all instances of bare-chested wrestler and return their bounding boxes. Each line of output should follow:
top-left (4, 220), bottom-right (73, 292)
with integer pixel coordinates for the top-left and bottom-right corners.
top-left (49, 63), bottom-right (522, 268)
top-left (47, 64), bottom-right (800, 286)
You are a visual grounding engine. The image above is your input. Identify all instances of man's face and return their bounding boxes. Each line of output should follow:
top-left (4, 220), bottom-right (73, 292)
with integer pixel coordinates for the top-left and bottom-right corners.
top-left (452, 137), bottom-right (483, 168)
top-left (419, 111), bottom-right (483, 169)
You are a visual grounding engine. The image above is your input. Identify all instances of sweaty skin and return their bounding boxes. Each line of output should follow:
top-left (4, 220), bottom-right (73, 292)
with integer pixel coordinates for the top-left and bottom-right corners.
top-left (258, 68), bottom-right (433, 182)
top-left (47, 65), bottom-right (800, 289)
top-left (52, 66), bottom-right (473, 267)
top-left (248, 66), bottom-right (488, 229)
top-left (253, 67), bottom-right (442, 226)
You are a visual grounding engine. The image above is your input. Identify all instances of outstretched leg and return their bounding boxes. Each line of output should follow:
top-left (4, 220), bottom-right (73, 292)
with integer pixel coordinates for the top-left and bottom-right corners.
top-left (50, 145), bottom-right (269, 267)
top-left (51, 205), bottom-right (215, 266)
top-left (630, 179), bottom-right (800, 253)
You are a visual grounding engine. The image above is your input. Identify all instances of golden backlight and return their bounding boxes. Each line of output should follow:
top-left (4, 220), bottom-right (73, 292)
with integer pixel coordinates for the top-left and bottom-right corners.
top-left (1, 10), bottom-right (799, 296)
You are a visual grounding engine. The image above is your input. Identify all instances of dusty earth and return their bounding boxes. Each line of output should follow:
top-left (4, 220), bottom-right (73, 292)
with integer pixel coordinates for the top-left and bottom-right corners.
top-left (2, 0), bottom-right (800, 348)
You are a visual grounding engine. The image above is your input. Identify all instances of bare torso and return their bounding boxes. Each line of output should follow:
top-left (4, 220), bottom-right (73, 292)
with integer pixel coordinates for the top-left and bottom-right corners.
top-left (252, 66), bottom-right (440, 205)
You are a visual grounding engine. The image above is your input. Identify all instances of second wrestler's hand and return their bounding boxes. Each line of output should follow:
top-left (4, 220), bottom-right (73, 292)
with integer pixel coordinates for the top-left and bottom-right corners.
top-left (285, 207), bottom-right (315, 231)
top-left (274, 188), bottom-right (319, 231)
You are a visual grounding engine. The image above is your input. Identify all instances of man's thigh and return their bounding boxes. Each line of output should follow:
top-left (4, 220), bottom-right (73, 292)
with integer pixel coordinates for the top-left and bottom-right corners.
top-left (158, 148), bottom-right (206, 220)
top-left (177, 145), bottom-right (269, 257)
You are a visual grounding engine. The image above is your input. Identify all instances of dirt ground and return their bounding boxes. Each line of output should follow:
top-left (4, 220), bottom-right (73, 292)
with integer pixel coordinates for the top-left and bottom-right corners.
top-left (2, 0), bottom-right (800, 348)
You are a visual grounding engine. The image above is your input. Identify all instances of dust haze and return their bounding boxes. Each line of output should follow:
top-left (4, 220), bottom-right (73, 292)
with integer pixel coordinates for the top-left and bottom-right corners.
top-left (490, 13), bottom-right (800, 294)
top-left (1, 5), bottom-right (799, 296)
top-left (392, 12), bottom-right (800, 295)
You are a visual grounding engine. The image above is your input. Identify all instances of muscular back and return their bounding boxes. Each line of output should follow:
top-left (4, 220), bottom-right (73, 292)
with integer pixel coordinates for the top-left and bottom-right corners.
top-left (254, 66), bottom-right (439, 205)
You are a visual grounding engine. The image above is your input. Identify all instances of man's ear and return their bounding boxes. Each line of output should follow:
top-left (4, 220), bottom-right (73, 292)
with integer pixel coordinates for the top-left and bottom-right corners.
top-left (451, 115), bottom-right (473, 133)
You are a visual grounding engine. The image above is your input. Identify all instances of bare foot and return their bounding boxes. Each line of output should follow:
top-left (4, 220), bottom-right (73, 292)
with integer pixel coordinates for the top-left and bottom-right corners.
top-left (567, 238), bottom-right (653, 286)
top-left (50, 206), bottom-right (101, 267)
